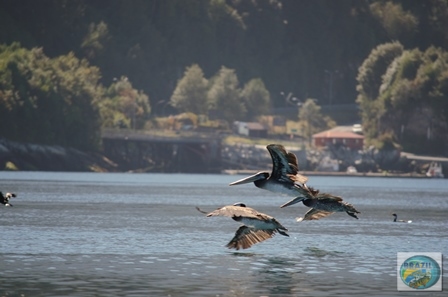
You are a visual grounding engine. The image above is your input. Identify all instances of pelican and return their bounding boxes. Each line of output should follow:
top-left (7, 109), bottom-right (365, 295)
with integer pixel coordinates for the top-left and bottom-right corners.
top-left (288, 186), bottom-right (360, 221)
top-left (229, 144), bottom-right (309, 206)
top-left (196, 202), bottom-right (289, 250)
top-left (392, 213), bottom-right (412, 223)
top-left (0, 192), bottom-right (16, 207)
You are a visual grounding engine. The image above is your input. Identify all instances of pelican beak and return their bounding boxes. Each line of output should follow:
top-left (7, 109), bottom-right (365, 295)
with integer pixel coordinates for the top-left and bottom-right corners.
top-left (280, 197), bottom-right (305, 208)
top-left (229, 173), bottom-right (263, 186)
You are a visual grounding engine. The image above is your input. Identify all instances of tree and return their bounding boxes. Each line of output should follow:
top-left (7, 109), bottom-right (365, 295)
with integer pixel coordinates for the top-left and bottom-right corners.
top-left (297, 99), bottom-right (335, 144)
top-left (49, 51), bottom-right (104, 150)
top-left (169, 64), bottom-right (208, 115)
top-left (207, 66), bottom-right (245, 124)
top-left (0, 43), bottom-right (102, 150)
top-left (240, 78), bottom-right (271, 120)
top-left (99, 76), bottom-right (151, 129)
top-left (374, 46), bottom-right (448, 155)
top-left (81, 21), bottom-right (110, 60)
top-left (370, 1), bottom-right (418, 43)
top-left (356, 42), bottom-right (404, 142)
top-left (357, 41), bottom-right (404, 101)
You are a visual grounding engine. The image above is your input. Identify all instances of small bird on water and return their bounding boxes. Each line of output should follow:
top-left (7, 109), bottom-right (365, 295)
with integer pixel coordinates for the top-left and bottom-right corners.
top-left (196, 202), bottom-right (289, 250)
top-left (392, 213), bottom-right (412, 223)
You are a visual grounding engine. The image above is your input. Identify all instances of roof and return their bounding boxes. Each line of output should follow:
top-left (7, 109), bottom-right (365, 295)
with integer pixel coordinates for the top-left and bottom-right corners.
top-left (313, 127), bottom-right (364, 139)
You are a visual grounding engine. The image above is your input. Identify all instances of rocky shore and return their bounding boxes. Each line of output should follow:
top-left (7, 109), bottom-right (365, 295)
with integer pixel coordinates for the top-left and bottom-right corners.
top-left (0, 138), bottom-right (445, 177)
top-left (221, 143), bottom-right (445, 177)
top-left (0, 138), bottom-right (117, 172)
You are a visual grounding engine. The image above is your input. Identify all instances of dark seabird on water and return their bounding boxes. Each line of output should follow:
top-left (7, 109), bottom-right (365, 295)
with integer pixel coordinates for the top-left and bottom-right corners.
top-left (392, 213), bottom-right (412, 223)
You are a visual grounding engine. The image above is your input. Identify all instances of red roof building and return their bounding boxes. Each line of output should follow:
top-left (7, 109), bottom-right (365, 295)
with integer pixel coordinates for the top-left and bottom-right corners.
top-left (313, 126), bottom-right (364, 150)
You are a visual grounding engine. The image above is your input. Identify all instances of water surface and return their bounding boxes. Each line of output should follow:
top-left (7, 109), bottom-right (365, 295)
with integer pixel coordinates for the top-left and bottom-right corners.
top-left (1, 172), bottom-right (447, 296)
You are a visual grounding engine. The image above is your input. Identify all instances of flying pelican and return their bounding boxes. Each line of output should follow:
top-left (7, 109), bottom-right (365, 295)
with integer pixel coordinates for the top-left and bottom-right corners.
top-left (0, 192), bottom-right (17, 207)
top-left (296, 194), bottom-right (360, 221)
top-left (285, 186), bottom-right (360, 221)
top-left (229, 144), bottom-right (309, 206)
top-left (392, 213), bottom-right (412, 223)
top-left (196, 202), bottom-right (289, 250)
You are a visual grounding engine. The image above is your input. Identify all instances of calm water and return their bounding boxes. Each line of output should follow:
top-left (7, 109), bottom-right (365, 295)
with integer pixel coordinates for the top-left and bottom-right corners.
top-left (0, 172), bottom-right (447, 296)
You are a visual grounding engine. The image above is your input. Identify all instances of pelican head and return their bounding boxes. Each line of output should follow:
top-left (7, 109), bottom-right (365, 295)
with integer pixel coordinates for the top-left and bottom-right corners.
top-left (229, 172), bottom-right (269, 186)
top-left (5, 193), bottom-right (16, 199)
top-left (233, 202), bottom-right (247, 207)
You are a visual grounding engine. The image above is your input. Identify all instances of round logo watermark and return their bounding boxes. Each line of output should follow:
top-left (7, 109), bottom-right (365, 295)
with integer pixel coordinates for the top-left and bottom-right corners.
top-left (397, 253), bottom-right (442, 291)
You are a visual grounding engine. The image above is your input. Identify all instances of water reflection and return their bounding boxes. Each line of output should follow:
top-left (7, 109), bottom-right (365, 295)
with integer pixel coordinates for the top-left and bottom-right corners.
top-left (254, 256), bottom-right (303, 296)
top-left (230, 252), bottom-right (257, 257)
top-left (303, 246), bottom-right (344, 258)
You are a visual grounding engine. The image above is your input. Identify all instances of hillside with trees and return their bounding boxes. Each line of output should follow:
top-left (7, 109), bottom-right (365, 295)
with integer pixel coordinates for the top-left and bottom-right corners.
top-left (0, 0), bottom-right (447, 156)
top-left (357, 42), bottom-right (448, 155)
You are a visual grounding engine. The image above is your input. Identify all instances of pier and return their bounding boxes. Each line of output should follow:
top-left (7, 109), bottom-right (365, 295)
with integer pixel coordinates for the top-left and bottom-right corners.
top-left (101, 129), bottom-right (222, 172)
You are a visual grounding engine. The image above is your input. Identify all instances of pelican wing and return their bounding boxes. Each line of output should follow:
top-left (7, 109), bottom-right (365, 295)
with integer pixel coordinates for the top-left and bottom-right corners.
top-left (226, 226), bottom-right (275, 250)
top-left (340, 201), bottom-right (360, 219)
top-left (266, 144), bottom-right (308, 184)
top-left (205, 205), bottom-right (260, 219)
top-left (313, 193), bottom-right (360, 216)
top-left (340, 201), bottom-right (360, 213)
top-left (296, 208), bottom-right (335, 222)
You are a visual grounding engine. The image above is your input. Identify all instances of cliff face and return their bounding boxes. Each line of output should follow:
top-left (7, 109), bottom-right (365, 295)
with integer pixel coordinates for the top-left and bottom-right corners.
top-left (0, 138), bottom-right (117, 172)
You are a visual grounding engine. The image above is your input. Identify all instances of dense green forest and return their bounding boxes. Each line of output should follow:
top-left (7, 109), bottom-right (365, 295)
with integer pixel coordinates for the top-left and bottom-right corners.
top-left (1, 0), bottom-right (447, 155)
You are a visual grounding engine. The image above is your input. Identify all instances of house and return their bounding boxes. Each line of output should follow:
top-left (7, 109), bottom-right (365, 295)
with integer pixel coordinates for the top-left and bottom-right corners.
top-left (286, 120), bottom-right (302, 137)
top-left (256, 116), bottom-right (286, 135)
top-left (234, 121), bottom-right (268, 138)
top-left (313, 126), bottom-right (364, 150)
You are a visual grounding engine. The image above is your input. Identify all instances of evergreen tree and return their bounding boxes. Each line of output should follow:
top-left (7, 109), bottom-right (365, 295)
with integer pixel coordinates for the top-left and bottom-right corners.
top-left (240, 78), bottom-right (271, 120)
top-left (169, 64), bottom-right (208, 115)
top-left (207, 66), bottom-right (245, 124)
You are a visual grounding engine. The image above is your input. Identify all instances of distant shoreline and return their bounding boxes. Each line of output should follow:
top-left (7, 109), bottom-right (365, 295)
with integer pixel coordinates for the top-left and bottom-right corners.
top-left (222, 169), bottom-right (431, 178)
